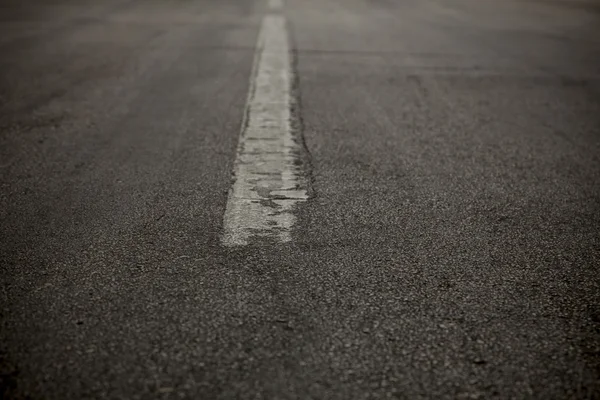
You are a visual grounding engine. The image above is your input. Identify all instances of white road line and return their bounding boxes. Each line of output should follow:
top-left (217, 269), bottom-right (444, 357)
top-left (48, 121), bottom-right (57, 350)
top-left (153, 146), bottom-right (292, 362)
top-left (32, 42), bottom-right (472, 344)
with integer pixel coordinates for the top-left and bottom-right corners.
top-left (268, 0), bottom-right (283, 10)
top-left (222, 15), bottom-right (307, 247)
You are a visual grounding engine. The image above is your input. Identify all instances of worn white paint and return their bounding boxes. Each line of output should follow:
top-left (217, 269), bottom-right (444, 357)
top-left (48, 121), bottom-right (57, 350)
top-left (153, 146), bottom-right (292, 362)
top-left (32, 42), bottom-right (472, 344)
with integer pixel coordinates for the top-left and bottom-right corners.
top-left (222, 15), bottom-right (307, 247)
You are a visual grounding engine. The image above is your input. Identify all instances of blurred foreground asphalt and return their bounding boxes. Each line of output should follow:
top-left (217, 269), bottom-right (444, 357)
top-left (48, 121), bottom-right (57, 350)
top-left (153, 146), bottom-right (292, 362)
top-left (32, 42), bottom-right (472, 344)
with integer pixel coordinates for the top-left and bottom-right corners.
top-left (1, 0), bottom-right (600, 398)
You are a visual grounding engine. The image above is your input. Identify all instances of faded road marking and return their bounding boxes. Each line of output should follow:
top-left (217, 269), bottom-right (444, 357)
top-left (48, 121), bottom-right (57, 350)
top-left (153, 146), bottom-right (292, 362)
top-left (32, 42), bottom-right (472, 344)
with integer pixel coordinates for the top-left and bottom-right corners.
top-left (222, 15), bottom-right (307, 247)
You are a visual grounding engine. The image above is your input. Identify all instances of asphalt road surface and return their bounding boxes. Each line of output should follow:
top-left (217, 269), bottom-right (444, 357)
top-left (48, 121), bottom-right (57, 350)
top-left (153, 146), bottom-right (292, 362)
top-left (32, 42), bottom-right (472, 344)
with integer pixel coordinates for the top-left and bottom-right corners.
top-left (1, 0), bottom-right (600, 398)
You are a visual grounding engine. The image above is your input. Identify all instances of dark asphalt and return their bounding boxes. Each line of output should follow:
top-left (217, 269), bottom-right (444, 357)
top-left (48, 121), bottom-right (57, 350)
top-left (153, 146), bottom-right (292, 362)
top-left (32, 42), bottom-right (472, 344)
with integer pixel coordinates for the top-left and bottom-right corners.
top-left (1, 0), bottom-right (600, 398)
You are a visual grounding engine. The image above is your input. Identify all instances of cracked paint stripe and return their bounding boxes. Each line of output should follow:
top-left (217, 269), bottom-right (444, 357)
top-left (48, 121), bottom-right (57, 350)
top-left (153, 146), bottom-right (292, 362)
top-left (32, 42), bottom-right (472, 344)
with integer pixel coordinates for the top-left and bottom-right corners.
top-left (221, 14), bottom-right (307, 247)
